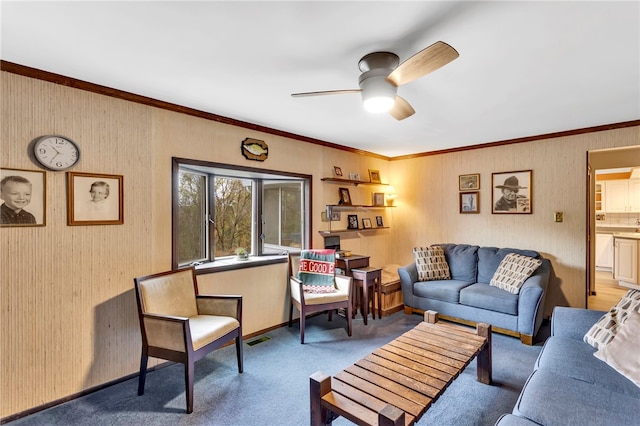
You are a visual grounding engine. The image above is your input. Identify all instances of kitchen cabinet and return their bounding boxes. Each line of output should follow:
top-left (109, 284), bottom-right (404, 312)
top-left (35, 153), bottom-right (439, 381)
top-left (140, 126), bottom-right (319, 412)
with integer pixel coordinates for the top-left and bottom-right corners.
top-left (595, 233), bottom-right (613, 269)
top-left (614, 236), bottom-right (640, 288)
top-left (595, 182), bottom-right (605, 212)
top-left (604, 179), bottom-right (640, 213)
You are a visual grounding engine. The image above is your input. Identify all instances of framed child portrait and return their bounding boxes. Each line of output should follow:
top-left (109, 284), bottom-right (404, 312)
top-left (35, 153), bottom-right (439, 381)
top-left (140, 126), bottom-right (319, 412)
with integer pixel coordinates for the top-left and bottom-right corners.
top-left (0, 167), bottom-right (46, 227)
top-left (460, 191), bottom-right (479, 214)
top-left (67, 172), bottom-right (124, 225)
top-left (338, 187), bottom-right (352, 205)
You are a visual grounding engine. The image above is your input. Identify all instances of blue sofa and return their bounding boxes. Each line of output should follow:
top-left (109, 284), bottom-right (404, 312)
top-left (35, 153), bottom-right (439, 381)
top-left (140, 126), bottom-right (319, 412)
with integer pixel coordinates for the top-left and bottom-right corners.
top-left (398, 244), bottom-right (551, 344)
top-left (496, 307), bottom-right (640, 425)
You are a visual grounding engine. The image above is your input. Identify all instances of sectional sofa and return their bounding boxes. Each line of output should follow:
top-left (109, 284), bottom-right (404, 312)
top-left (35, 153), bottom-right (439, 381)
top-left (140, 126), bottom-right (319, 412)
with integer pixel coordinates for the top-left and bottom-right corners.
top-left (496, 306), bottom-right (640, 425)
top-left (398, 243), bottom-right (551, 344)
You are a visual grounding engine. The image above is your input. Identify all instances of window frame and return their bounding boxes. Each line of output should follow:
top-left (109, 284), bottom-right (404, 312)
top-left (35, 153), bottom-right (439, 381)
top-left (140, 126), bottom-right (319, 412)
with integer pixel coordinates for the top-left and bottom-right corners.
top-left (171, 157), bottom-right (312, 270)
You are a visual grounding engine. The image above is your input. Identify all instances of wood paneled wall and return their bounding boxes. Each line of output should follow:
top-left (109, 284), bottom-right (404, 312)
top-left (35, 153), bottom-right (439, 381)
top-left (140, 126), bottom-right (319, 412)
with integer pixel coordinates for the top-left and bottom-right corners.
top-left (0, 72), bottom-right (392, 419)
top-left (390, 130), bottom-right (640, 314)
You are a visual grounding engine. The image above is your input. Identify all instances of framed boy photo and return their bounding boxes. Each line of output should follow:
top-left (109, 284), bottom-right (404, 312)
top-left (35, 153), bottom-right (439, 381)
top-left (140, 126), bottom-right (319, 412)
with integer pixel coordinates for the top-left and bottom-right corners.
top-left (459, 173), bottom-right (480, 191)
top-left (492, 170), bottom-right (532, 214)
top-left (67, 172), bottom-right (124, 225)
top-left (0, 167), bottom-right (46, 227)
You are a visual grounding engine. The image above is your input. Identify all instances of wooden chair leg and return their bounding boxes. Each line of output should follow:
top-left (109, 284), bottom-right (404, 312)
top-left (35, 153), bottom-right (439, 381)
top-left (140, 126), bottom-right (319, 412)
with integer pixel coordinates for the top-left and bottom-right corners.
top-left (236, 335), bottom-right (244, 373)
top-left (300, 314), bottom-right (305, 344)
top-left (138, 353), bottom-right (148, 396)
top-left (288, 302), bottom-right (293, 327)
top-left (185, 361), bottom-right (194, 414)
top-left (346, 303), bottom-right (353, 337)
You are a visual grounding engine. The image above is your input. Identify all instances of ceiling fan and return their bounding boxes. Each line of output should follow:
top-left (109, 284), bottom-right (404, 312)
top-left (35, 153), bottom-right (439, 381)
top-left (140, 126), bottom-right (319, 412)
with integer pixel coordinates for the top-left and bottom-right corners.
top-left (291, 41), bottom-right (459, 121)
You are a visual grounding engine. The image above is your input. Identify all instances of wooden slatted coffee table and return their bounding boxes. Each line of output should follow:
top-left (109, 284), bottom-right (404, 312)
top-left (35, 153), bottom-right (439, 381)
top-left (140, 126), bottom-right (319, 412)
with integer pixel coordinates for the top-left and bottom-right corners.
top-left (310, 310), bottom-right (492, 426)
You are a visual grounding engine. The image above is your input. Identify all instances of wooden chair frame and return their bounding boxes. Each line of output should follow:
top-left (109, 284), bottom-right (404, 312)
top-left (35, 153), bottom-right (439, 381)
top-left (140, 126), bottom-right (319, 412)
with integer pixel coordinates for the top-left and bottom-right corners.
top-left (288, 252), bottom-right (353, 344)
top-left (134, 267), bottom-right (243, 413)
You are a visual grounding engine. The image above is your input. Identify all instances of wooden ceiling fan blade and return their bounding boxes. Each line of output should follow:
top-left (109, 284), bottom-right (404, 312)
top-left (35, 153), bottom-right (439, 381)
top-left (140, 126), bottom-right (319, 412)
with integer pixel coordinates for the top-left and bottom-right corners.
top-left (389, 96), bottom-right (415, 121)
top-left (387, 41), bottom-right (459, 87)
top-left (291, 89), bottom-right (361, 97)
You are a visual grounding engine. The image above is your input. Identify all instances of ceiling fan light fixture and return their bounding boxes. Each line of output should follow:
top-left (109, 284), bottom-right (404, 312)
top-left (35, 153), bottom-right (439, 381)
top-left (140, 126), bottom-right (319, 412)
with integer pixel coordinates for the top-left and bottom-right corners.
top-left (359, 69), bottom-right (397, 113)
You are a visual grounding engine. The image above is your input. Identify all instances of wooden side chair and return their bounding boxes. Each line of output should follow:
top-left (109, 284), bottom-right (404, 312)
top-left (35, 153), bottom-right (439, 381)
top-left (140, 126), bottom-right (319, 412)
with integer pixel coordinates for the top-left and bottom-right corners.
top-left (288, 250), bottom-right (353, 343)
top-left (134, 267), bottom-right (243, 413)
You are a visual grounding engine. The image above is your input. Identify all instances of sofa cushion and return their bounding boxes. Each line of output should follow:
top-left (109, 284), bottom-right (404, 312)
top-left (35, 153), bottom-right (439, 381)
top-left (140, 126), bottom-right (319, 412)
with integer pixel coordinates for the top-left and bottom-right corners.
top-left (489, 253), bottom-right (542, 294)
top-left (435, 243), bottom-right (479, 283)
top-left (413, 246), bottom-right (451, 281)
top-left (477, 247), bottom-right (540, 284)
top-left (594, 308), bottom-right (640, 388)
top-left (513, 369), bottom-right (640, 426)
top-left (536, 336), bottom-right (640, 398)
top-left (413, 279), bottom-right (471, 303)
top-left (459, 283), bottom-right (519, 315)
top-left (584, 289), bottom-right (640, 349)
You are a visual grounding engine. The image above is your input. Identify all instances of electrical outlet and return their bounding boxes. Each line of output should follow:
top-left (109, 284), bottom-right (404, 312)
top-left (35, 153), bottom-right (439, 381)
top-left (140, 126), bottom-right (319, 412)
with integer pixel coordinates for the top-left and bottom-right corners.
top-left (554, 211), bottom-right (563, 222)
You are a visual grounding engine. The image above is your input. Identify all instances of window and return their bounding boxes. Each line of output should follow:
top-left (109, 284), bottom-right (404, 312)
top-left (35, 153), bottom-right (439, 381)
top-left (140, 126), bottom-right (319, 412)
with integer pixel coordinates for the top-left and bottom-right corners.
top-left (172, 158), bottom-right (311, 268)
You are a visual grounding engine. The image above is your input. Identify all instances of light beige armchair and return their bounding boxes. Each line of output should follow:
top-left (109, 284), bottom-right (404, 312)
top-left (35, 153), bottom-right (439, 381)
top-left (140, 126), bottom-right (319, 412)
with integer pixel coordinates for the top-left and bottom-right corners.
top-left (288, 251), bottom-right (353, 344)
top-left (134, 267), bottom-right (243, 414)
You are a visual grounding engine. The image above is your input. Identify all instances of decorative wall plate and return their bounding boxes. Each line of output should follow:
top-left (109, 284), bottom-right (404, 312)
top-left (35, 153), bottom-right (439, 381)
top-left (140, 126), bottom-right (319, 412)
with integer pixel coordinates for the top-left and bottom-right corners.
top-left (241, 138), bottom-right (268, 161)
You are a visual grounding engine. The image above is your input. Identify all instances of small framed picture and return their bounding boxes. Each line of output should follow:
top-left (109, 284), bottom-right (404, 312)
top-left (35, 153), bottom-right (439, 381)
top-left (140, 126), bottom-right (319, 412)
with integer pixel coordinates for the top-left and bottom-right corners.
top-left (338, 187), bottom-right (352, 205)
top-left (347, 214), bottom-right (359, 229)
top-left (330, 210), bottom-right (341, 221)
top-left (460, 191), bottom-right (480, 214)
top-left (492, 170), bottom-right (532, 214)
top-left (349, 172), bottom-right (360, 181)
top-left (333, 166), bottom-right (343, 177)
top-left (459, 173), bottom-right (480, 191)
top-left (372, 192), bottom-right (385, 206)
top-left (68, 171), bottom-right (124, 225)
top-left (368, 169), bottom-right (381, 184)
top-left (376, 216), bottom-right (384, 227)
top-left (362, 218), bottom-right (372, 229)
top-left (0, 167), bottom-right (46, 227)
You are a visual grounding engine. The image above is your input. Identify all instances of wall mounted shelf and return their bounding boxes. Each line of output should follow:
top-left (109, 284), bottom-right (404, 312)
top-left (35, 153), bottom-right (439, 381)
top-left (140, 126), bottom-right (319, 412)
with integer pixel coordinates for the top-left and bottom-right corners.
top-left (321, 177), bottom-right (389, 186)
top-left (319, 227), bottom-right (390, 236)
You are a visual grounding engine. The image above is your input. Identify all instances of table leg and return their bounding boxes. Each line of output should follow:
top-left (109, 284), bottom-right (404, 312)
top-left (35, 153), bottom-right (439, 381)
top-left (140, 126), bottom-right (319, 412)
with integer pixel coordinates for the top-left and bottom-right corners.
top-left (361, 281), bottom-right (368, 325)
top-left (476, 322), bottom-right (492, 384)
top-left (310, 372), bottom-right (332, 426)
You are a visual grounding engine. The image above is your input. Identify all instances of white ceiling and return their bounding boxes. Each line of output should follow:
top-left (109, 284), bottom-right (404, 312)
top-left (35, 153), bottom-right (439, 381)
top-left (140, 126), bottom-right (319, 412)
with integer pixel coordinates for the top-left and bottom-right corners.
top-left (2, 1), bottom-right (639, 157)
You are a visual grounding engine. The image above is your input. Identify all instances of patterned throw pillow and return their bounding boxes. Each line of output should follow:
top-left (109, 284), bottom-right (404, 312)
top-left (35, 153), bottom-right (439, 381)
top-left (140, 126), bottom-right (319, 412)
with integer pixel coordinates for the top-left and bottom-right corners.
top-left (413, 246), bottom-right (451, 282)
top-left (298, 249), bottom-right (337, 294)
top-left (584, 289), bottom-right (640, 350)
top-left (489, 253), bottom-right (542, 294)
top-left (594, 308), bottom-right (640, 388)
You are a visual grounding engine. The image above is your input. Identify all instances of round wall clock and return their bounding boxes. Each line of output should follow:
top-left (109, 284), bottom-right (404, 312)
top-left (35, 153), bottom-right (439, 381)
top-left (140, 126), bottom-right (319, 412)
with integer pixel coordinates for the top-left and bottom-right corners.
top-left (32, 135), bottom-right (80, 171)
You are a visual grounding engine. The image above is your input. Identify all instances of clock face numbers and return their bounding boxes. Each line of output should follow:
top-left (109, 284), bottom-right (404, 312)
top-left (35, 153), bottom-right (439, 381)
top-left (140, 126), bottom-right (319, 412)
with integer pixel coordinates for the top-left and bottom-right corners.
top-left (34, 136), bottom-right (80, 171)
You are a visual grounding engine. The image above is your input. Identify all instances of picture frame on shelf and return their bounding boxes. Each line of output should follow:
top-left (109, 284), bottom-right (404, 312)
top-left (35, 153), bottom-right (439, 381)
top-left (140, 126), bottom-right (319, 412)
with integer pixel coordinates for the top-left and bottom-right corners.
top-left (0, 167), bottom-right (46, 227)
top-left (368, 169), bottom-right (381, 184)
top-left (333, 166), bottom-right (343, 177)
top-left (67, 171), bottom-right (124, 225)
top-left (459, 173), bottom-right (480, 191)
top-left (362, 218), bottom-right (372, 229)
top-left (347, 214), bottom-right (359, 229)
top-left (372, 192), bottom-right (385, 206)
top-left (330, 210), bottom-right (341, 221)
top-left (349, 172), bottom-right (360, 181)
top-left (375, 216), bottom-right (384, 227)
top-left (460, 191), bottom-right (480, 214)
top-left (338, 187), bottom-right (352, 205)
top-left (492, 170), bottom-right (532, 214)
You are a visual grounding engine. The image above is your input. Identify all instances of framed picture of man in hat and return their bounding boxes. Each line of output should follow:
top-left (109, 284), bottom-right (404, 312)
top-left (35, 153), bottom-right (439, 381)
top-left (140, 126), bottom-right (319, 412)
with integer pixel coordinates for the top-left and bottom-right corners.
top-left (492, 170), bottom-right (532, 214)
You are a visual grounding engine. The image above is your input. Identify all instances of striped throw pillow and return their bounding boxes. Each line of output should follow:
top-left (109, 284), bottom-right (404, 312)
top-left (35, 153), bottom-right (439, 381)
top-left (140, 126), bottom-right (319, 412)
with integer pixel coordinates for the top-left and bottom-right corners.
top-left (584, 289), bottom-right (640, 350)
top-left (413, 246), bottom-right (451, 281)
top-left (489, 253), bottom-right (542, 294)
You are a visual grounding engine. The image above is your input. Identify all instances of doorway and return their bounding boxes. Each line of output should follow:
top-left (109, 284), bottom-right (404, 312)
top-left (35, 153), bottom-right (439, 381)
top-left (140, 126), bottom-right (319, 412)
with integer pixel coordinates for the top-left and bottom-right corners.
top-left (587, 146), bottom-right (640, 310)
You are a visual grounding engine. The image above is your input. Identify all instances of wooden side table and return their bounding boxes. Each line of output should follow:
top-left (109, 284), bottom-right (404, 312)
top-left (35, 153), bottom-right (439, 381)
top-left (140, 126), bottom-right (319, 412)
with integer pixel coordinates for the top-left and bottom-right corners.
top-left (335, 254), bottom-right (370, 277)
top-left (351, 266), bottom-right (382, 325)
